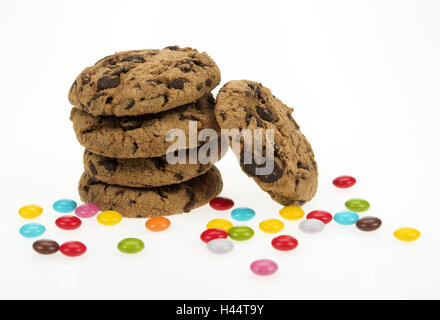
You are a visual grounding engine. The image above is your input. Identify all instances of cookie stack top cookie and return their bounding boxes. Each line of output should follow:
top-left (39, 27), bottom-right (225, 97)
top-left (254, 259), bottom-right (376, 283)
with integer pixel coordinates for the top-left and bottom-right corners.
top-left (68, 46), bottom-right (221, 116)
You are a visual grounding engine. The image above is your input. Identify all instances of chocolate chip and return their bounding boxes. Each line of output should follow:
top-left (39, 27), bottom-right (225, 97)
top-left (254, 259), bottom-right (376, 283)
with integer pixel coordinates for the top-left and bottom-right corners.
top-left (197, 84), bottom-right (203, 91)
top-left (183, 188), bottom-right (196, 212)
top-left (247, 83), bottom-right (255, 90)
top-left (121, 118), bottom-right (142, 130)
top-left (205, 79), bottom-right (212, 87)
top-left (197, 166), bottom-right (205, 173)
top-left (82, 186), bottom-right (89, 192)
top-left (97, 76), bottom-right (120, 91)
top-left (111, 66), bottom-right (130, 76)
top-left (115, 190), bottom-right (124, 196)
top-left (121, 55), bottom-right (145, 63)
top-left (192, 59), bottom-right (205, 67)
top-left (88, 92), bottom-right (106, 106)
top-left (297, 162), bottom-right (310, 171)
top-left (156, 190), bottom-right (168, 199)
top-left (81, 74), bottom-right (90, 85)
top-left (245, 112), bottom-right (252, 125)
top-left (165, 45), bottom-right (179, 51)
top-left (152, 158), bottom-right (166, 170)
top-left (297, 200), bottom-right (306, 206)
top-left (219, 111), bottom-right (226, 121)
top-left (98, 158), bottom-right (118, 173)
top-left (105, 96), bottom-right (113, 104)
top-left (240, 154), bottom-right (283, 183)
top-left (125, 99), bottom-right (135, 110)
top-left (169, 78), bottom-right (185, 90)
top-left (174, 173), bottom-right (183, 180)
top-left (256, 106), bottom-right (274, 122)
top-left (129, 200), bottom-right (136, 205)
top-left (133, 142), bottom-right (139, 153)
top-left (89, 162), bottom-right (98, 175)
top-left (179, 114), bottom-right (198, 121)
top-left (87, 177), bottom-right (99, 185)
top-left (255, 87), bottom-right (262, 99)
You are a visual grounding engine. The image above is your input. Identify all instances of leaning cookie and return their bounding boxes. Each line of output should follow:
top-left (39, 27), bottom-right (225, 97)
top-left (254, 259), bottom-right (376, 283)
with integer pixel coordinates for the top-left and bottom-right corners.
top-left (78, 167), bottom-right (223, 218)
top-left (83, 138), bottom-right (226, 187)
top-left (68, 46), bottom-right (221, 117)
top-left (71, 94), bottom-right (219, 158)
top-left (214, 80), bottom-right (318, 206)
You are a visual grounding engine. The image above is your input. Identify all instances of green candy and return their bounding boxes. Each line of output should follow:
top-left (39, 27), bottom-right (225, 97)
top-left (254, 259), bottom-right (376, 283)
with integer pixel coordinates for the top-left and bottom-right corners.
top-left (118, 238), bottom-right (145, 254)
top-left (345, 198), bottom-right (370, 212)
top-left (228, 226), bottom-right (254, 241)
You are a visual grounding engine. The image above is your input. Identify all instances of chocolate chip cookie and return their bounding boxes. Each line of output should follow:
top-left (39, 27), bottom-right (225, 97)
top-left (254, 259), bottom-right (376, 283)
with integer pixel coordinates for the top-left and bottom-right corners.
top-left (83, 138), bottom-right (226, 187)
top-left (70, 94), bottom-right (220, 158)
top-left (78, 166), bottom-right (223, 217)
top-left (68, 46), bottom-right (221, 116)
top-left (214, 80), bottom-right (318, 206)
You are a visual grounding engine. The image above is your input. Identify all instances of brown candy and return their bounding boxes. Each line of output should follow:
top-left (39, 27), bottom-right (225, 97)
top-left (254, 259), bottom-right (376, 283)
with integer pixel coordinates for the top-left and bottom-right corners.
top-left (356, 217), bottom-right (382, 232)
top-left (32, 240), bottom-right (59, 255)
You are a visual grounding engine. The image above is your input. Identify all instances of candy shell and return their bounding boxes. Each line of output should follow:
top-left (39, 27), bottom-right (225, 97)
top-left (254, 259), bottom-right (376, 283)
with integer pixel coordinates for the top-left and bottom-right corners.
top-left (394, 227), bottom-right (421, 242)
top-left (33, 240), bottom-right (59, 255)
top-left (59, 241), bottom-right (86, 257)
top-left (271, 235), bottom-right (298, 251)
top-left (356, 216), bottom-right (382, 231)
top-left (145, 217), bottom-right (170, 232)
top-left (19, 223), bottom-right (46, 238)
top-left (53, 199), bottom-right (77, 213)
top-left (334, 211), bottom-right (359, 225)
top-left (231, 207), bottom-right (255, 221)
top-left (118, 238), bottom-right (145, 254)
top-left (75, 203), bottom-right (99, 218)
top-left (97, 210), bottom-right (122, 226)
top-left (200, 228), bottom-right (228, 243)
top-left (279, 206), bottom-right (304, 220)
top-left (259, 219), bottom-right (284, 233)
top-left (206, 219), bottom-right (233, 232)
top-left (299, 219), bottom-right (325, 233)
top-left (345, 198), bottom-right (370, 212)
top-left (250, 259), bottom-right (278, 276)
top-left (209, 197), bottom-right (234, 210)
top-left (55, 216), bottom-right (82, 230)
top-left (19, 205), bottom-right (43, 219)
top-left (228, 226), bottom-right (254, 241)
top-left (207, 239), bottom-right (234, 254)
top-left (333, 175), bottom-right (356, 188)
top-left (306, 210), bottom-right (332, 224)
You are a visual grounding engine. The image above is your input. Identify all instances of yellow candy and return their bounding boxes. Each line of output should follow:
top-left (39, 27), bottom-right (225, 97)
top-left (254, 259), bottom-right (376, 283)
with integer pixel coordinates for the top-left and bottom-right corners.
top-left (206, 219), bottom-right (233, 232)
top-left (279, 206), bottom-right (304, 220)
top-left (19, 205), bottom-right (43, 219)
top-left (394, 227), bottom-right (421, 242)
top-left (259, 219), bottom-right (284, 233)
top-left (97, 210), bottom-right (122, 226)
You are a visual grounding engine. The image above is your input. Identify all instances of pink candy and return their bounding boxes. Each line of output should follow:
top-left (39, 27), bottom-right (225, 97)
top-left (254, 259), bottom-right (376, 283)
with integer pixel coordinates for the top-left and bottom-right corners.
top-left (74, 203), bottom-right (100, 218)
top-left (250, 259), bottom-right (278, 276)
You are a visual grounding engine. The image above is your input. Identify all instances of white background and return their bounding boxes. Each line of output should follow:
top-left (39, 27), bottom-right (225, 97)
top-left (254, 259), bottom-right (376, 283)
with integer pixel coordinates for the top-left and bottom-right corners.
top-left (1, 0), bottom-right (439, 299)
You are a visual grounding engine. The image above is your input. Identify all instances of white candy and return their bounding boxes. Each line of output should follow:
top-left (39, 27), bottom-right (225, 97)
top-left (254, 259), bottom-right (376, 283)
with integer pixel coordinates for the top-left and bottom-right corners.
top-left (207, 238), bottom-right (234, 254)
top-left (299, 219), bottom-right (325, 233)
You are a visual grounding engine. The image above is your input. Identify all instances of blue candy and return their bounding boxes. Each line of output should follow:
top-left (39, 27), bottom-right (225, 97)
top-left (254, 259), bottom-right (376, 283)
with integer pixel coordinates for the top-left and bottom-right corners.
top-left (19, 223), bottom-right (46, 238)
top-left (231, 207), bottom-right (255, 222)
top-left (53, 199), bottom-right (77, 213)
top-left (334, 211), bottom-right (359, 225)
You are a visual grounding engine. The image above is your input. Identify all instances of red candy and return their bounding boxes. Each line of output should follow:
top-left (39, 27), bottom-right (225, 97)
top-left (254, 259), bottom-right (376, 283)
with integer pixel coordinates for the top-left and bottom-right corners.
top-left (59, 241), bottom-right (87, 257)
top-left (55, 216), bottom-right (82, 230)
top-left (306, 210), bottom-right (332, 224)
top-left (271, 235), bottom-right (298, 251)
top-left (209, 197), bottom-right (234, 211)
top-left (332, 175), bottom-right (356, 188)
top-left (200, 228), bottom-right (228, 243)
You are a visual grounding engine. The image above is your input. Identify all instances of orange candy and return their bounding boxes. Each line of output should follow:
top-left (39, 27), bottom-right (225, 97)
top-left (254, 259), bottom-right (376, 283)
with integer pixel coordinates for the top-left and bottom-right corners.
top-left (145, 217), bottom-right (171, 232)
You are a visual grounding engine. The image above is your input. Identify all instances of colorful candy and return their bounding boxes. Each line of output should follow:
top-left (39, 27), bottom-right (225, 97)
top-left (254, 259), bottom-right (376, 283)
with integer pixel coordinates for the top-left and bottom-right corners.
top-left (250, 259), bottom-right (278, 276)
top-left (394, 227), bottom-right (421, 242)
top-left (59, 241), bottom-right (87, 257)
top-left (207, 239), bottom-right (234, 254)
top-left (55, 216), bottom-right (82, 230)
top-left (333, 175), bottom-right (356, 188)
top-left (259, 219), bottom-right (284, 233)
top-left (32, 240), bottom-right (59, 255)
top-left (53, 199), bottom-right (77, 213)
top-left (306, 210), bottom-right (332, 224)
top-left (299, 219), bottom-right (325, 233)
top-left (209, 197), bottom-right (234, 210)
top-left (97, 210), bottom-right (122, 226)
top-left (231, 207), bottom-right (255, 221)
top-left (200, 228), bottom-right (228, 243)
top-left (75, 203), bottom-right (99, 218)
top-left (334, 211), bottom-right (359, 225)
top-left (145, 217), bottom-right (170, 232)
top-left (356, 216), bottom-right (382, 231)
top-left (345, 198), bottom-right (370, 212)
top-left (19, 223), bottom-right (46, 238)
top-left (271, 235), bottom-right (298, 251)
top-left (118, 238), bottom-right (145, 254)
top-left (19, 204), bottom-right (43, 219)
top-left (228, 226), bottom-right (254, 241)
top-left (279, 205), bottom-right (304, 220)
top-left (206, 219), bottom-right (233, 232)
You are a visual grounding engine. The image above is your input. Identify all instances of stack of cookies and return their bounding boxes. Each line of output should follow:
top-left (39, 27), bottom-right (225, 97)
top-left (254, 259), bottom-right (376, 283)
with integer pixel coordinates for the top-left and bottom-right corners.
top-left (68, 46), bottom-right (224, 218)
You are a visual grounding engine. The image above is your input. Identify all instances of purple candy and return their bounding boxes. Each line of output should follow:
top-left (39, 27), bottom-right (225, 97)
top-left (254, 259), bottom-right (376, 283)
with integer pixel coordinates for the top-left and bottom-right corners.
top-left (75, 203), bottom-right (100, 218)
top-left (250, 259), bottom-right (278, 276)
